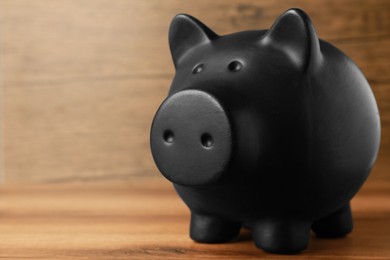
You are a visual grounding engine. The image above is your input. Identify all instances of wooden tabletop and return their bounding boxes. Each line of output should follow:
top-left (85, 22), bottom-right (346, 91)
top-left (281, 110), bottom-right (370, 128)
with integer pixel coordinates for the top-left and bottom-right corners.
top-left (0, 178), bottom-right (389, 259)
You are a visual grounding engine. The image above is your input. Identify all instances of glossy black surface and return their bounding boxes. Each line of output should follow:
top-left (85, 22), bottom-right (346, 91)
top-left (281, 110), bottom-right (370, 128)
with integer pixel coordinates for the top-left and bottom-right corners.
top-left (150, 8), bottom-right (380, 254)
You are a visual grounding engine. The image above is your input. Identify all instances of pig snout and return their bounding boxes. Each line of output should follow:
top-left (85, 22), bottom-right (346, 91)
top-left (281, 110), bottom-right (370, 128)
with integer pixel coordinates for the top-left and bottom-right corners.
top-left (150, 89), bottom-right (233, 186)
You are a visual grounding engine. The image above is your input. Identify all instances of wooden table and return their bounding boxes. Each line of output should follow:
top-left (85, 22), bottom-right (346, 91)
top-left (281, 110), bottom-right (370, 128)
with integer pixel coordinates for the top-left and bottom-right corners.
top-left (0, 178), bottom-right (389, 259)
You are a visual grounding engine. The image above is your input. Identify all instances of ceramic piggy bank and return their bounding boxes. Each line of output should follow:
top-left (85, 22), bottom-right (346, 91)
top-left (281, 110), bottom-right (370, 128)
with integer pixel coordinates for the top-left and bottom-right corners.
top-left (150, 8), bottom-right (380, 254)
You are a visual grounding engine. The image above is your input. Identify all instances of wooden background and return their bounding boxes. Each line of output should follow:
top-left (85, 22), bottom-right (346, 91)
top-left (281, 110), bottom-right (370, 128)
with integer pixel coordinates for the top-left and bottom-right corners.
top-left (1, 0), bottom-right (389, 183)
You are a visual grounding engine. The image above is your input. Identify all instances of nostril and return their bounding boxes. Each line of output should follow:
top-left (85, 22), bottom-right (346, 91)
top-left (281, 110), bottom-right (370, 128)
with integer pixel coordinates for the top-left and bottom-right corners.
top-left (201, 133), bottom-right (213, 149)
top-left (163, 130), bottom-right (174, 144)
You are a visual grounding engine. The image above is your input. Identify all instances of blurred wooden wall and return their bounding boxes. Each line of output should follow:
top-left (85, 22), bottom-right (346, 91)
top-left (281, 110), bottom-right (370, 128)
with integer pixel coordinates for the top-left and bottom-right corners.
top-left (0, 0), bottom-right (389, 182)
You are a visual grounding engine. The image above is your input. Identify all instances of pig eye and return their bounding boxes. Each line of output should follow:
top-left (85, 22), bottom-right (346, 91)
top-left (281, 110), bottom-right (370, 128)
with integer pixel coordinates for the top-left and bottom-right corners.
top-left (192, 64), bottom-right (204, 74)
top-left (228, 60), bottom-right (243, 72)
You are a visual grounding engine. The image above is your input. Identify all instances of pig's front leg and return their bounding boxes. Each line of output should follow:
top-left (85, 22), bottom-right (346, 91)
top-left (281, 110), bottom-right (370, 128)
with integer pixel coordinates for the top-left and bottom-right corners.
top-left (252, 219), bottom-right (310, 254)
top-left (190, 212), bottom-right (241, 243)
top-left (312, 203), bottom-right (353, 237)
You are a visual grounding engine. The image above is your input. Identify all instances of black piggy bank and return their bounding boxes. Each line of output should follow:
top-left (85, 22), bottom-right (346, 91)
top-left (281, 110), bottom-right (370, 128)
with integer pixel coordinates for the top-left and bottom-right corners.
top-left (150, 8), bottom-right (380, 254)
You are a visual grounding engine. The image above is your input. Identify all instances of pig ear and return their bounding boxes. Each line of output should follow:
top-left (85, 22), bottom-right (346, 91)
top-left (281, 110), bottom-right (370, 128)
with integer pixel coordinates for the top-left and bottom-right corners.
top-left (261, 8), bottom-right (322, 70)
top-left (169, 14), bottom-right (218, 68)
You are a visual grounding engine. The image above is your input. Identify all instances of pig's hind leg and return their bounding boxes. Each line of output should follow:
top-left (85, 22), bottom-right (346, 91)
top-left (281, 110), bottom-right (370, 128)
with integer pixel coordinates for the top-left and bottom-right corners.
top-left (189, 212), bottom-right (241, 243)
top-left (312, 202), bottom-right (353, 237)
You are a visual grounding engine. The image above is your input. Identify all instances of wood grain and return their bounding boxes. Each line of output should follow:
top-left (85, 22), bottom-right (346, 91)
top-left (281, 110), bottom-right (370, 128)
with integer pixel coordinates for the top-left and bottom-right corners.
top-left (0, 177), bottom-right (388, 259)
top-left (1, 0), bottom-right (389, 182)
top-left (3, 78), bottom-right (168, 182)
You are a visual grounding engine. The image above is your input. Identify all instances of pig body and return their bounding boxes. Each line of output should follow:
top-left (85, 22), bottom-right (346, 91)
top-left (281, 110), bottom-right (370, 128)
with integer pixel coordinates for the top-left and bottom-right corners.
top-left (150, 9), bottom-right (380, 254)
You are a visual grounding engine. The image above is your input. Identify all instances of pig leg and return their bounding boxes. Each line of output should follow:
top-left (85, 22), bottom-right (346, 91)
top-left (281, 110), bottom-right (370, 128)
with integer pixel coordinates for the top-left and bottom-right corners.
top-left (312, 203), bottom-right (353, 237)
top-left (189, 212), bottom-right (241, 243)
top-left (252, 219), bottom-right (310, 254)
